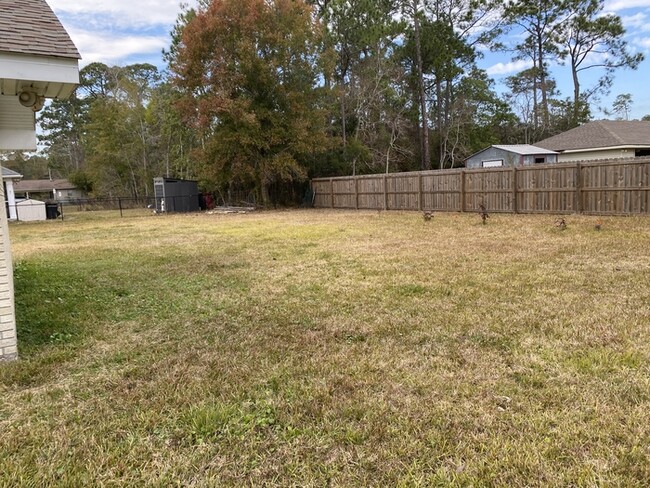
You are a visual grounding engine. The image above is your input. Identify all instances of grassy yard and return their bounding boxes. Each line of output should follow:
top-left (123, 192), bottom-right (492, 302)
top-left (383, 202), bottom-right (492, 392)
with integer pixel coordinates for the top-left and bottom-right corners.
top-left (1, 209), bottom-right (649, 486)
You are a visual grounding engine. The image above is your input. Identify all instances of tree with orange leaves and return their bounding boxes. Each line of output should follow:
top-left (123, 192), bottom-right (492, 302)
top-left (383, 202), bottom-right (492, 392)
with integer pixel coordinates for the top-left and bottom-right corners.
top-left (169, 0), bottom-right (331, 205)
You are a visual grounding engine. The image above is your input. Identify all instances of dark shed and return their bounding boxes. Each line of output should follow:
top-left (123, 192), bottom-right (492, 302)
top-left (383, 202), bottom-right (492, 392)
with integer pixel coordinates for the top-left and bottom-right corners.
top-left (153, 177), bottom-right (200, 213)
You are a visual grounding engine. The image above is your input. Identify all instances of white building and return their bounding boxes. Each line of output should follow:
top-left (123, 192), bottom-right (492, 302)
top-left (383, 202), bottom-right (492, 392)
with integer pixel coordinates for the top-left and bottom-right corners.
top-left (0, 0), bottom-right (80, 361)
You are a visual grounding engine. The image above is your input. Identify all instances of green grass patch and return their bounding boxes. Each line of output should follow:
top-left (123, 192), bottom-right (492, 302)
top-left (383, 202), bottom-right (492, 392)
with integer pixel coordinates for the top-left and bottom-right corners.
top-left (1, 210), bottom-right (649, 486)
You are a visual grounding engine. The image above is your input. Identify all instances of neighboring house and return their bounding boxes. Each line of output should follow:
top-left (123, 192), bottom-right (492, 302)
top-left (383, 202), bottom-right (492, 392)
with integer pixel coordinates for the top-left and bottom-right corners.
top-left (13, 178), bottom-right (85, 202)
top-left (2, 167), bottom-right (23, 220)
top-left (535, 120), bottom-right (650, 162)
top-left (0, 0), bottom-right (80, 361)
top-left (465, 145), bottom-right (559, 169)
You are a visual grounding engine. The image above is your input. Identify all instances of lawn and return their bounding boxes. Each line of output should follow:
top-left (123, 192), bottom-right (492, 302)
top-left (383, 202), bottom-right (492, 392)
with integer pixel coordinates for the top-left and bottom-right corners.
top-left (1, 209), bottom-right (649, 486)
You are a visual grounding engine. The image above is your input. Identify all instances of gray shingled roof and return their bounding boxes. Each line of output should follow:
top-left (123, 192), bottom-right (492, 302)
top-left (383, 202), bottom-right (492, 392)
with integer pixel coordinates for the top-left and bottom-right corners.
top-left (535, 120), bottom-right (650, 152)
top-left (0, 0), bottom-right (80, 59)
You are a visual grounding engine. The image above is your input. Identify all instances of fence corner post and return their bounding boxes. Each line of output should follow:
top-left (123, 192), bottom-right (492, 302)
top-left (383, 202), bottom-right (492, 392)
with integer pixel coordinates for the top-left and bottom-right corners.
top-left (330, 178), bottom-right (334, 209)
top-left (418, 173), bottom-right (423, 211)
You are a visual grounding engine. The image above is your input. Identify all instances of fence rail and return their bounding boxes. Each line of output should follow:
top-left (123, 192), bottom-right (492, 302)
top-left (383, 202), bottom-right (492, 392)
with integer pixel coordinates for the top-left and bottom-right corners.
top-left (311, 158), bottom-right (650, 215)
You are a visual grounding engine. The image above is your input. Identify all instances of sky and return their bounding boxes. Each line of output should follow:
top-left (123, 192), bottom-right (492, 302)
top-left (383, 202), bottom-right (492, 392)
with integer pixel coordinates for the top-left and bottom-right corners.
top-left (48, 0), bottom-right (650, 119)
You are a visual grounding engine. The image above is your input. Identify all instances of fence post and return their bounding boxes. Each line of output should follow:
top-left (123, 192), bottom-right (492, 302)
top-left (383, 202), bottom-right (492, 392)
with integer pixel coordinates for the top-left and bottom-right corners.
top-left (59, 202), bottom-right (64, 221)
top-left (355, 177), bottom-right (359, 210)
top-left (118, 198), bottom-right (123, 218)
top-left (575, 163), bottom-right (582, 213)
top-left (330, 178), bottom-right (334, 209)
top-left (383, 175), bottom-right (388, 210)
top-left (418, 174), bottom-right (423, 211)
top-left (460, 170), bottom-right (466, 213)
top-left (512, 166), bottom-right (518, 214)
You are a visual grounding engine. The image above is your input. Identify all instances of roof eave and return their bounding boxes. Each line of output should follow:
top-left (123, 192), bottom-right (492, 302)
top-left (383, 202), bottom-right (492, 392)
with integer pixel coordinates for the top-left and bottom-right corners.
top-left (0, 51), bottom-right (79, 99)
top-left (560, 144), bottom-right (650, 153)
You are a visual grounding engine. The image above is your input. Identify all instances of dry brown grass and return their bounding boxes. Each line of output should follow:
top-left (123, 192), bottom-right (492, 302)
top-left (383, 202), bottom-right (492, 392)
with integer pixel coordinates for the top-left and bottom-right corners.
top-left (1, 210), bottom-right (649, 486)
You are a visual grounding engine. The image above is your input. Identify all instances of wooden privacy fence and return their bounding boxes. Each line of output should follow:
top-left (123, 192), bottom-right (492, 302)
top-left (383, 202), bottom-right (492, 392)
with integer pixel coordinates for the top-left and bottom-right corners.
top-left (311, 158), bottom-right (650, 215)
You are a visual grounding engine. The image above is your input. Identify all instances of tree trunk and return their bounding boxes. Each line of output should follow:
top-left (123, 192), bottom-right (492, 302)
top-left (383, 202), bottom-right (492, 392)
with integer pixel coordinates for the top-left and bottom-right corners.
top-left (413, 0), bottom-right (430, 170)
top-left (340, 83), bottom-right (347, 147)
top-left (537, 32), bottom-right (549, 128)
top-left (571, 55), bottom-right (581, 126)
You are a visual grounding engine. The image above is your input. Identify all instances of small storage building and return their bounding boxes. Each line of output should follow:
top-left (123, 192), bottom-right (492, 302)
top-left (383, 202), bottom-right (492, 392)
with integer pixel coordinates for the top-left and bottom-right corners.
top-left (153, 178), bottom-right (200, 213)
top-left (15, 199), bottom-right (46, 222)
top-left (465, 145), bottom-right (558, 169)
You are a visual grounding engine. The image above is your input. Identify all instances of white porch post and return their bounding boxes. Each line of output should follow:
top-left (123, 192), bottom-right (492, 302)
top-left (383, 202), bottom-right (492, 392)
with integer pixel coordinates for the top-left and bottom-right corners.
top-left (6, 180), bottom-right (17, 220)
top-left (0, 179), bottom-right (17, 360)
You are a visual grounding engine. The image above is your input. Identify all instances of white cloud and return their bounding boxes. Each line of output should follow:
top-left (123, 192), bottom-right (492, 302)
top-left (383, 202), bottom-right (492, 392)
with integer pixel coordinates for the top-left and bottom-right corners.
top-left (67, 27), bottom-right (169, 65)
top-left (44, 1), bottom-right (200, 66)
top-left (632, 36), bottom-right (650, 48)
top-left (486, 59), bottom-right (533, 76)
top-left (621, 12), bottom-right (647, 27)
top-left (604, 0), bottom-right (650, 11)
top-left (48, 0), bottom-right (190, 29)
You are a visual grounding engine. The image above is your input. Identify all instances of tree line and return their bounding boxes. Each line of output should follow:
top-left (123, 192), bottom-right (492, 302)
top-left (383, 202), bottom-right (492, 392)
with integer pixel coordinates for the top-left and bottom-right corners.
top-left (15, 0), bottom-right (643, 205)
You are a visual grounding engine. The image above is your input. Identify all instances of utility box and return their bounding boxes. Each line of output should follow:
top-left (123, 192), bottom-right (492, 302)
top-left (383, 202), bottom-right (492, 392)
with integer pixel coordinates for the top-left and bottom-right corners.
top-left (153, 178), bottom-right (200, 213)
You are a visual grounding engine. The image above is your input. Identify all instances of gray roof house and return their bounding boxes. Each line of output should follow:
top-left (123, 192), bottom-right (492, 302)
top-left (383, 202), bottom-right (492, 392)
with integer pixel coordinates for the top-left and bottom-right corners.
top-left (14, 178), bottom-right (86, 201)
top-left (465, 144), bottom-right (558, 169)
top-left (0, 0), bottom-right (80, 361)
top-left (535, 120), bottom-right (650, 162)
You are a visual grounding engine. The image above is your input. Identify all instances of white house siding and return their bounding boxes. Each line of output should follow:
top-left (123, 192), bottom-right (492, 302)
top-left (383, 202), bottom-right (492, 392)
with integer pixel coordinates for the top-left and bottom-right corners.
top-left (0, 95), bottom-right (37, 150)
top-left (558, 148), bottom-right (633, 162)
top-left (0, 182), bottom-right (17, 360)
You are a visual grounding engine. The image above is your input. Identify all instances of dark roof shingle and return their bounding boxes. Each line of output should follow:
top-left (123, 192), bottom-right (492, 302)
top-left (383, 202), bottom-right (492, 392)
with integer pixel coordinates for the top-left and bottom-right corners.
top-left (535, 120), bottom-right (650, 152)
top-left (0, 0), bottom-right (80, 59)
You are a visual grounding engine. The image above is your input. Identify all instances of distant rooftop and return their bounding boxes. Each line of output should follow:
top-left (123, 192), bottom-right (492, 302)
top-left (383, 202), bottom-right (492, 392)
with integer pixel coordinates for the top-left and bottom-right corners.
top-left (492, 144), bottom-right (558, 155)
top-left (1, 167), bottom-right (23, 179)
top-left (536, 120), bottom-right (650, 152)
top-left (14, 178), bottom-right (76, 192)
top-left (0, 0), bottom-right (80, 59)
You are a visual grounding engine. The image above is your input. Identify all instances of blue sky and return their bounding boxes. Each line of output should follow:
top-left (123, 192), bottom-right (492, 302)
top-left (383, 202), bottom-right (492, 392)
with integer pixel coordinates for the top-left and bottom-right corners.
top-left (49, 0), bottom-right (650, 119)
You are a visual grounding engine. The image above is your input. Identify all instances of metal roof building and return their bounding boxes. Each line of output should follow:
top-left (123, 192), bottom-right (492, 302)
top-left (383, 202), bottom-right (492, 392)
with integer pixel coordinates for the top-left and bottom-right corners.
top-left (465, 145), bottom-right (558, 169)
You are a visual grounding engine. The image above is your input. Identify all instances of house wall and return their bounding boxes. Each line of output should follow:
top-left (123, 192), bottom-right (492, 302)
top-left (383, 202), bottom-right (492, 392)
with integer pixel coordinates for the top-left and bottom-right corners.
top-left (466, 147), bottom-right (519, 168)
top-left (0, 95), bottom-right (37, 150)
top-left (466, 148), bottom-right (557, 168)
top-left (54, 188), bottom-right (85, 201)
top-left (557, 148), bottom-right (634, 162)
top-left (522, 154), bottom-right (558, 165)
top-left (0, 180), bottom-right (17, 360)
